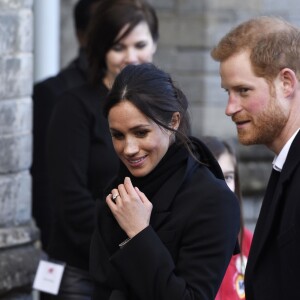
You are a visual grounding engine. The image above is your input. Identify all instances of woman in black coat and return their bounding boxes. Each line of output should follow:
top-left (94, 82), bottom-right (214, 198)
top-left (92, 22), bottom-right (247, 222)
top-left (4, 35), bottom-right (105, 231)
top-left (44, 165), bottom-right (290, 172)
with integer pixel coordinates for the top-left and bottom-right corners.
top-left (44, 1), bottom-right (159, 299)
top-left (90, 63), bottom-right (240, 300)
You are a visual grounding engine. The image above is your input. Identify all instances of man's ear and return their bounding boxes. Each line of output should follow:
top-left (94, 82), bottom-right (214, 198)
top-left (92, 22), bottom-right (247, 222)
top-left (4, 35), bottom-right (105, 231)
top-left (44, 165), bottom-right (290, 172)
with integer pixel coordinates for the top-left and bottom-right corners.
top-left (280, 68), bottom-right (297, 97)
top-left (170, 112), bottom-right (180, 130)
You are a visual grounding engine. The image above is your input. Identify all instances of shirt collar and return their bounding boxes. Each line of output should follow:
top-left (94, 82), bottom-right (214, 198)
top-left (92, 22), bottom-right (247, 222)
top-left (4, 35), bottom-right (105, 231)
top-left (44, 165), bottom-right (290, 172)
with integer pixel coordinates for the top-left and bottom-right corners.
top-left (273, 128), bottom-right (300, 172)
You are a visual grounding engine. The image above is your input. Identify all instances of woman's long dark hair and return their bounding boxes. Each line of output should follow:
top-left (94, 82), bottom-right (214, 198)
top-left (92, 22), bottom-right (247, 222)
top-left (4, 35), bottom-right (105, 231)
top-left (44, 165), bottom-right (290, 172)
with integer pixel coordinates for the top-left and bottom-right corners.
top-left (86, 0), bottom-right (159, 86)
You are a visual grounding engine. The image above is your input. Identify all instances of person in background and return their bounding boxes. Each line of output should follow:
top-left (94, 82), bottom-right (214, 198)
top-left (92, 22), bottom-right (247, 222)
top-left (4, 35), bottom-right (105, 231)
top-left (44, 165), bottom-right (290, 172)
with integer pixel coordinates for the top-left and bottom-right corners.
top-left (89, 63), bottom-right (240, 300)
top-left (31, 0), bottom-right (101, 250)
top-left (44, 1), bottom-right (159, 299)
top-left (201, 136), bottom-right (253, 300)
top-left (211, 16), bottom-right (300, 300)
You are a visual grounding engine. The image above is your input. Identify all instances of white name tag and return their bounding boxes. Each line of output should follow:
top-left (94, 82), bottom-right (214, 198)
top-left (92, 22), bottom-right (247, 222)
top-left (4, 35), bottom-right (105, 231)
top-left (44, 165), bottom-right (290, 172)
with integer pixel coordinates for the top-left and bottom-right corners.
top-left (33, 260), bottom-right (65, 295)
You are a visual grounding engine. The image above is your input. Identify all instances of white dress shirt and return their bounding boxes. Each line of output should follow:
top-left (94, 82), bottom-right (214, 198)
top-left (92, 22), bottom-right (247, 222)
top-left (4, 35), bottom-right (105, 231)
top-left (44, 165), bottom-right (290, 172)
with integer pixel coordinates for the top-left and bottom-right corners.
top-left (273, 128), bottom-right (300, 172)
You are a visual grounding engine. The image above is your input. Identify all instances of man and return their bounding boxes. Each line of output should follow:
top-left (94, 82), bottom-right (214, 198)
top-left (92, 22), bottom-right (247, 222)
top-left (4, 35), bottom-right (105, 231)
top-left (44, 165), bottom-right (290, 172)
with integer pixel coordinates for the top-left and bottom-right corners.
top-left (211, 16), bottom-right (300, 300)
top-left (31, 0), bottom-right (101, 250)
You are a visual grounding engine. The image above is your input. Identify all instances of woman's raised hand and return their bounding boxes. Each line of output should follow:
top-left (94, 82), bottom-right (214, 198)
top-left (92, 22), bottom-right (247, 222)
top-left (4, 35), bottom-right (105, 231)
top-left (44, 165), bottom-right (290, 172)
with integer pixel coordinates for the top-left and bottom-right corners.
top-left (106, 177), bottom-right (153, 238)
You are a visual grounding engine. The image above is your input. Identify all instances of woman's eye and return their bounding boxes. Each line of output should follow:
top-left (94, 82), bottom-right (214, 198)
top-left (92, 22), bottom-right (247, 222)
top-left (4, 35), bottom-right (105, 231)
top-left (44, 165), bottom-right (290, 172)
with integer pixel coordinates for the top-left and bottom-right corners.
top-left (135, 42), bottom-right (147, 49)
top-left (112, 44), bottom-right (124, 52)
top-left (111, 132), bottom-right (124, 139)
top-left (135, 130), bottom-right (148, 138)
top-left (224, 174), bottom-right (234, 182)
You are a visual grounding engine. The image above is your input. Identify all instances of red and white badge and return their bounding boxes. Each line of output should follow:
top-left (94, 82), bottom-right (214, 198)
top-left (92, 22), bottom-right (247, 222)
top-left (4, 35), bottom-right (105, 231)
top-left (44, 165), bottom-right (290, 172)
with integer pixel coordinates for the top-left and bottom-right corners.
top-left (33, 260), bottom-right (65, 295)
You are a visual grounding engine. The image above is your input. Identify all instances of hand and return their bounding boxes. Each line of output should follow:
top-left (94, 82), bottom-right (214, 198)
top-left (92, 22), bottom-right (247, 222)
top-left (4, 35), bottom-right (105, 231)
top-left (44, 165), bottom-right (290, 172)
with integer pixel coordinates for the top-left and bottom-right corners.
top-left (106, 177), bottom-right (153, 238)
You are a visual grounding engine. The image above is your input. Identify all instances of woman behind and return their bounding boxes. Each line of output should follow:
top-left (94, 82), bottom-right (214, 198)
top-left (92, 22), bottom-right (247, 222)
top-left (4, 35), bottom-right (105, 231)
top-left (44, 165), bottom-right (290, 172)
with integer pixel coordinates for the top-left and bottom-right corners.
top-left (90, 63), bottom-right (240, 300)
top-left (44, 1), bottom-right (159, 299)
top-left (201, 136), bottom-right (253, 300)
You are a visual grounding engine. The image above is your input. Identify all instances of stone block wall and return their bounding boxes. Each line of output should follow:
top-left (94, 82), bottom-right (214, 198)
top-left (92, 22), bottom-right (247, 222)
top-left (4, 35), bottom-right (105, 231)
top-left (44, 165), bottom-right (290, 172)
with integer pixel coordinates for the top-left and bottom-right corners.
top-left (0, 0), bottom-right (42, 299)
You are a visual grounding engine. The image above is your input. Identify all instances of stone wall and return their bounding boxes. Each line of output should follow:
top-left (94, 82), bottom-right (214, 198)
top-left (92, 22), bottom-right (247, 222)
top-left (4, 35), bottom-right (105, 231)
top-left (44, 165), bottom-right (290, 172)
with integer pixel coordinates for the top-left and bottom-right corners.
top-left (0, 0), bottom-right (41, 299)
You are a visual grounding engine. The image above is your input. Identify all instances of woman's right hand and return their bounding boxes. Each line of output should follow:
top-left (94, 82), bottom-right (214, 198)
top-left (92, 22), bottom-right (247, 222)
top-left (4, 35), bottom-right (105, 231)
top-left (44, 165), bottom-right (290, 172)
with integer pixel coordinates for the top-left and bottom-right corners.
top-left (106, 177), bottom-right (153, 238)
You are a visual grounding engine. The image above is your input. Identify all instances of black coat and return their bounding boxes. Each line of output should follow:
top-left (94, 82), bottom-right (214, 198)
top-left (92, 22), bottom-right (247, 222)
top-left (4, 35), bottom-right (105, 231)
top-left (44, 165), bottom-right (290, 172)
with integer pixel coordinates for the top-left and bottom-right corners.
top-left (31, 50), bottom-right (89, 249)
top-left (46, 81), bottom-right (119, 271)
top-left (245, 131), bottom-right (300, 300)
top-left (90, 139), bottom-right (240, 300)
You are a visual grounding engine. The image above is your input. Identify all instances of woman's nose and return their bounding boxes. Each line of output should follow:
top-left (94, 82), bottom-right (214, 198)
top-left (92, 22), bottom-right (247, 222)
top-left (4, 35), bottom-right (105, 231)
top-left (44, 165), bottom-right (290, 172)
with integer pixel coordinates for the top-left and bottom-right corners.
top-left (124, 49), bottom-right (138, 64)
top-left (123, 138), bottom-right (139, 155)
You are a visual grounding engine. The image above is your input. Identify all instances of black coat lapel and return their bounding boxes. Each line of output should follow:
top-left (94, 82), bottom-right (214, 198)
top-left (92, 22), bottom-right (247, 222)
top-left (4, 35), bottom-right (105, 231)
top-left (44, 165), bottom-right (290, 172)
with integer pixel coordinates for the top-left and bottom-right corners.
top-left (247, 169), bottom-right (281, 269)
top-left (150, 156), bottom-right (197, 230)
top-left (247, 131), bottom-right (300, 271)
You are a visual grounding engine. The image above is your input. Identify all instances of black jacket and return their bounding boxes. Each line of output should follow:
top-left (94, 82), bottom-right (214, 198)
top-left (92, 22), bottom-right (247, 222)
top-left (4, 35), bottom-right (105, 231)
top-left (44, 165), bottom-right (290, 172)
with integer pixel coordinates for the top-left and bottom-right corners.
top-left (245, 131), bottom-right (300, 300)
top-left (31, 49), bottom-right (89, 249)
top-left (90, 138), bottom-right (240, 300)
top-left (46, 81), bottom-right (119, 271)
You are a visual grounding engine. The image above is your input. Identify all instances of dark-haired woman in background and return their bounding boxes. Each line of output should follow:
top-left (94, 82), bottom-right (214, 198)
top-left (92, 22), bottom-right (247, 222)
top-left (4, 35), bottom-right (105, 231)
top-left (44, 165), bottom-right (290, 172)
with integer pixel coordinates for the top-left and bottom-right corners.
top-left (90, 63), bottom-right (240, 300)
top-left (201, 136), bottom-right (253, 300)
top-left (44, 1), bottom-right (159, 299)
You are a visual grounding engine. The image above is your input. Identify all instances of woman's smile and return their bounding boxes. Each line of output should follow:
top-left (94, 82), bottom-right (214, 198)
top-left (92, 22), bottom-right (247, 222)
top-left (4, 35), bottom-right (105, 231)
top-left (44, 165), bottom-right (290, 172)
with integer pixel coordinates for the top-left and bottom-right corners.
top-left (126, 155), bottom-right (148, 168)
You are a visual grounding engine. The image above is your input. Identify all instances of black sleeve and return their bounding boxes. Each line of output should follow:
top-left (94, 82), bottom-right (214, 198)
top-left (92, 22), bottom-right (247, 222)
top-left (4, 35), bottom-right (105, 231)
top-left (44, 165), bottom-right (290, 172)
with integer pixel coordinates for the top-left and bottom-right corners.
top-left (31, 79), bottom-right (65, 249)
top-left (46, 91), bottom-right (96, 257)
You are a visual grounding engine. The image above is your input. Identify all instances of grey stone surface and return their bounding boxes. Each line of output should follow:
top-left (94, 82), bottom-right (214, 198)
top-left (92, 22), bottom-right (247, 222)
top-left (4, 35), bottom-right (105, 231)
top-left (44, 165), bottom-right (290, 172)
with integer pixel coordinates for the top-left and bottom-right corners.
top-left (207, 0), bottom-right (262, 11)
top-left (177, 0), bottom-right (205, 13)
top-left (158, 13), bottom-right (206, 47)
top-left (0, 222), bottom-right (39, 249)
top-left (191, 105), bottom-right (236, 138)
top-left (0, 0), bottom-right (33, 10)
top-left (0, 11), bottom-right (20, 54)
top-left (0, 7), bottom-right (32, 54)
top-left (0, 134), bottom-right (32, 173)
top-left (60, 0), bottom-right (78, 68)
top-left (18, 9), bottom-right (33, 52)
top-left (238, 144), bottom-right (273, 161)
top-left (148, 0), bottom-right (175, 10)
top-left (0, 98), bottom-right (32, 135)
top-left (0, 2), bottom-right (36, 298)
top-left (156, 47), bottom-right (206, 73)
top-left (0, 172), bottom-right (31, 226)
top-left (0, 242), bottom-right (42, 297)
top-left (239, 161), bottom-right (272, 194)
top-left (243, 195), bottom-right (263, 233)
top-left (0, 54), bottom-right (33, 99)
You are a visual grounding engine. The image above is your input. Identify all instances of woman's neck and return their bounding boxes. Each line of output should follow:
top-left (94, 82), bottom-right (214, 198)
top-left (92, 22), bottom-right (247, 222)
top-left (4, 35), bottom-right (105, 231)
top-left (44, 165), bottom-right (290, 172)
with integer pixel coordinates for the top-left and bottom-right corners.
top-left (103, 73), bottom-right (115, 90)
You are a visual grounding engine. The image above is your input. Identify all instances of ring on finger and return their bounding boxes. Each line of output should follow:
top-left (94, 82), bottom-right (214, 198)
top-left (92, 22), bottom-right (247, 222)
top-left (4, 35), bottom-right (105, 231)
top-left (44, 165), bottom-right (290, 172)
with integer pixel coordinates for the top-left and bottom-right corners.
top-left (111, 194), bottom-right (119, 202)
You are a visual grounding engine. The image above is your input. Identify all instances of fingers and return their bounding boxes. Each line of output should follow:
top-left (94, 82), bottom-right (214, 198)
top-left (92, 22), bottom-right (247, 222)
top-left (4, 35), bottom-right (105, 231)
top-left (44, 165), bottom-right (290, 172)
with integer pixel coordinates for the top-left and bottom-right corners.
top-left (118, 177), bottom-right (138, 200)
top-left (135, 187), bottom-right (146, 203)
top-left (112, 191), bottom-right (120, 202)
top-left (106, 193), bottom-right (115, 209)
top-left (135, 187), bottom-right (152, 210)
top-left (123, 177), bottom-right (135, 194)
top-left (107, 177), bottom-right (145, 207)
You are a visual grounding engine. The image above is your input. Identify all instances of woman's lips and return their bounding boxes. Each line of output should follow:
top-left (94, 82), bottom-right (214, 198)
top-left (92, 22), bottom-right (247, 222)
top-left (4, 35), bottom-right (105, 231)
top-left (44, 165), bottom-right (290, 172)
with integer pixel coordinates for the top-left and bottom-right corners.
top-left (126, 155), bottom-right (147, 168)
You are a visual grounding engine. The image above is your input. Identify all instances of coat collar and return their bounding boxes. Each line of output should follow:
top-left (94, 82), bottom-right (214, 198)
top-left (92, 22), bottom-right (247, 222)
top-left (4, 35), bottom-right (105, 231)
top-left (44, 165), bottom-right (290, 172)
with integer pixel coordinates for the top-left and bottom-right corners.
top-left (150, 156), bottom-right (197, 229)
top-left (280, 131), bottom-right (300, 183)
